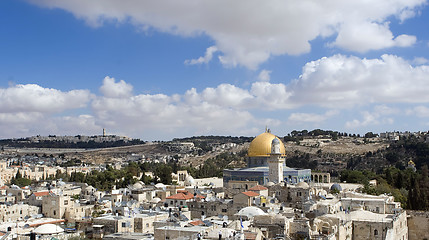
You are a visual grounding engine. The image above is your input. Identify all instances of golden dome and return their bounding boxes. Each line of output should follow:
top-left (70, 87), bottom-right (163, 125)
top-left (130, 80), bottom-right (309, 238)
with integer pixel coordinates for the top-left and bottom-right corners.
top-left (248, 131), bottom-right (286, 157)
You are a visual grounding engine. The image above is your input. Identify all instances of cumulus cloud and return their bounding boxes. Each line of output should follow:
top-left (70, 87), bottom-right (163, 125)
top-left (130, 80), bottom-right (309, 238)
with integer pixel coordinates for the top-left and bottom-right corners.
top-left (0, 84), bottom-right (91, 113)
top-left (333, 22), bottom-right (416, 52)
top-left (29, 0), bottom-right (425, 69)
top-left (258, 69), bottom-right (271, 82)
top-left (91, 91), bottom-right (254, 137)
top-left (288, 110), bottom-right (338, 123)
top-left (412, 57), bottom-right (429, 65)
top-left (0, 84), bottom-right (93, 138)
top-left (184, 46), bottom-right (218, 65)
top-left (345, 105), bottom-right (397, 129)
top-left (289, 54), bottom-right (429, 108)
top-left (99, 76), bottom-right (133, 98)
top-left (406, 106), bottom-right (429, 117)
top-left (4, 52), bottom-right (429, 139)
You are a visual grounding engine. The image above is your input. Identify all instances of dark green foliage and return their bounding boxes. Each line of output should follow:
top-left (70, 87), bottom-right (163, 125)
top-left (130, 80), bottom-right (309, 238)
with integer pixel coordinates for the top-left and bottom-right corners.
top-left (386, 136), bottom-right (429, 168)
top-left (60, 158), bottom-right (82, 167)
top-left (340, 170), bottom-right (375, 185)
top-left (343, 166), bottom-right (429, 210)
top-left (182, 151), bottom-right (246, 179)
top-left (154, 164), bottom-right (173, 184)
top-left (365, 132), bottom-right (378, 138)
top-left (287, 153), bottom-right (318, 170)
top-left (11, 170), bottom-right (32, 187)
top-left (172, 136), bottom-right (253, 145)
top-left (0, 138), bottom-right (145, 149)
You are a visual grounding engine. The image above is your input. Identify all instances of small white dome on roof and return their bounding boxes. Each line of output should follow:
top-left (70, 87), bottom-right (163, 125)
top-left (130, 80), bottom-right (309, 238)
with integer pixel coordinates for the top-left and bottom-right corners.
top-left (185, 175), bottom-right (195, 186)
top-left (155, 183), bottom-right (166, 189)
top-left (34, 224), bottom-right (64, 235)
top-left (132, 182), bottom-right (144, 189)
top-left (296, 182), bottom-right (309, 189)
top-left (266, 182), bottom-right (275, 187)
top-left (236, 206), bottom-right (267, 218)
top-left (318, 189), bottom-right (327, 196)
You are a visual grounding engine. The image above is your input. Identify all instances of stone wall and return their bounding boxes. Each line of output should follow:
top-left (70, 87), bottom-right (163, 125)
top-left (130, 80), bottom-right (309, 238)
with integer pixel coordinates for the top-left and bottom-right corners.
top-left (407, 210), bottom-right (429, 240)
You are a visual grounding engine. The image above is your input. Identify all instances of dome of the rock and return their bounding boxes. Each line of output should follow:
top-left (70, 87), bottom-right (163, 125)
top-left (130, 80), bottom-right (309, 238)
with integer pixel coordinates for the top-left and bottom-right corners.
top-left (248, 131), bottom-right (286, 157)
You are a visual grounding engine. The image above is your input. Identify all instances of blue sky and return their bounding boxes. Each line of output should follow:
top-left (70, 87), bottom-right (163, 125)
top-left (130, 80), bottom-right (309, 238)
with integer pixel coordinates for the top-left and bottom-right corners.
top-left (1, 0), bottom-right (429, 140)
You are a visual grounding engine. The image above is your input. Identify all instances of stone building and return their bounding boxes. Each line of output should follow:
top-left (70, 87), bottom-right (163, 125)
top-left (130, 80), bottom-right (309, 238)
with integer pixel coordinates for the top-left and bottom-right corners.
top-left (407, 210), bottom-right (429, 240)
top-left (314, 209), bottom-right (408, 240)
top-left (0, 203), bottom-right (39, 222)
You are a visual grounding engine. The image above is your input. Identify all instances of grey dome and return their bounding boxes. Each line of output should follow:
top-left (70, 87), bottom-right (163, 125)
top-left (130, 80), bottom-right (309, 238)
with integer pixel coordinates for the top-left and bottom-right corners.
top-left (330, 183), bottom-right (342, 192)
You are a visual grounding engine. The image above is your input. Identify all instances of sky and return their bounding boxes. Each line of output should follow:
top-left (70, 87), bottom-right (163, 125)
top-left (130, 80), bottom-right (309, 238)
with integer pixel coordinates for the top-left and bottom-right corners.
top-left (1, 0), bottom-right (429, 140)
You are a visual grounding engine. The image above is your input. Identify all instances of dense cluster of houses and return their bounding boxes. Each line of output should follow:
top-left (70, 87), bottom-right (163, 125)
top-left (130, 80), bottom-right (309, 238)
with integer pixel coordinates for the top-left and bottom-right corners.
top-left (0, 164), bottom-right (410, 240)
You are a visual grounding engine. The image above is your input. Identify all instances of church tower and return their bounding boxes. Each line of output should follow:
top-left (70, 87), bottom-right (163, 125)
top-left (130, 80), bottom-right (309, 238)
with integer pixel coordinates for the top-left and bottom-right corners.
top-left (268, 138), bottom-right (285, 183)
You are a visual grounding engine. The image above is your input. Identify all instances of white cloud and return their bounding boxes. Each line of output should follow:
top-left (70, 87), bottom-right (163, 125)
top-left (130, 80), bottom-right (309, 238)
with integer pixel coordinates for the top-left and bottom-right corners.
top-left (412, 57), bottom-right (429, 65)
top-left (333, 22), bottom-right (416, 52)
top-left (289, 54), bottom-right (429, 108)
top-left (4, 52), bottom-right (429, 139)
top-left (250, 82), bottom-right (294, 110)
top-left (200, 84), bottom-right (253, 108)
top-left (288, 110), bottom-right (338, 123)
top-left (258, 69), bottom-right (272, 82)
top-left (0, 84), bottom-right (93, 138)
top-left (0, 84), bottom-right (91, 113)
top-left (406, 106), bottom-right (429, 117)
top-left (184, 46), bottom-right (218, 65)
top-left (345, 105), bottom-right (397, 129)
top-left (91, 91), bottom-right (254, 138)
top-left (99, 76), bottom-right (133, 98)
top-left (29, 0), bottom-right (425, 69)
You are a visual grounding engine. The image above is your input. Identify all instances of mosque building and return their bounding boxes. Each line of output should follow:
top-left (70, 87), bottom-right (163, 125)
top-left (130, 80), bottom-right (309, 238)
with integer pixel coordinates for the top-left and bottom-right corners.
top-left (223, 129), bottom-right (311, 185)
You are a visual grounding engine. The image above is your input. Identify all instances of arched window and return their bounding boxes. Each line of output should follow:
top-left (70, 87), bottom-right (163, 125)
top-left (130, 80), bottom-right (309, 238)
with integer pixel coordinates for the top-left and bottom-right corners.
top-left (374, 229), bottom-right (378, 236)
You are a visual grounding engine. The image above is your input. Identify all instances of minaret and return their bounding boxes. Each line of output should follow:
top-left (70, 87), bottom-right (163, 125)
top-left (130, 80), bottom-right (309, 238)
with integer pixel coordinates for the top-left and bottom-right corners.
top-left (103, 128), bottom-right (106, 137)
top-left (268, 138), bottom-right (285, 183)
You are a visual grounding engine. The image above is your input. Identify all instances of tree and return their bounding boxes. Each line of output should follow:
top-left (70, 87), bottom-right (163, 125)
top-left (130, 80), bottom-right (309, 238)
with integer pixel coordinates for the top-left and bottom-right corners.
top-left (15, 169), bottom-right (22, 179)
top-left (155, 165), bottom-right (172, 184)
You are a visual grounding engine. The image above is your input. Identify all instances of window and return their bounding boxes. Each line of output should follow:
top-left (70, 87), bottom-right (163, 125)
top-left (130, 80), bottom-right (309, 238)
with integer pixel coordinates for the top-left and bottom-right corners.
top-left (64, 200), bottom-right (68, 205)
top-left (222, 209), bottom-right (227, 213)
top-left (374, 229), bottom-right (378, 236)
top-left (53, 210), bottom-right (56, 216)
top-left (122, 222), bottom-right (126, 228)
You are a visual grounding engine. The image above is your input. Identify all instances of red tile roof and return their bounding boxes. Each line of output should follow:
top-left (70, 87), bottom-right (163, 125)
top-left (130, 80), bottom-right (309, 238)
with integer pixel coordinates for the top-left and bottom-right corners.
top-left (244, 232), bottom-right (257, 240)
top-left (166, 192), bottom-right (194, 200)
top-left (0, 186), bottom-right (8, 190)
top-left (34, 191), bottom-right (50, 197)
top-left (195, 194), bottom-right (205, 199)
top-left (189, 220), bottom-right (205, 226)
top-left (166, 190), bottom-right (206, 200)
top-left (241, 191), bottom-right (259, 197)
top-left (249, 185), bottom-right (268, 191)
top-left (28, 219), bottom-right (65, 227)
